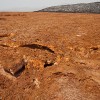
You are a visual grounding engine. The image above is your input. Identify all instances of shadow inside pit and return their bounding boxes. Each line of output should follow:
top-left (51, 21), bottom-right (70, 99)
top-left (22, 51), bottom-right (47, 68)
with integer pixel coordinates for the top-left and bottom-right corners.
top-left (14, 65), bottom-right (25, 77)
top-left (20, 44), bottom-right (55, 53)
top-left (0, 18), bottom-right (6, 20)
top-left (44, 62), bottom-right (54, 68)
top-left (4, 65), bottom-right (26, 77)
top-left (90, 47), bottom-right (99, 51)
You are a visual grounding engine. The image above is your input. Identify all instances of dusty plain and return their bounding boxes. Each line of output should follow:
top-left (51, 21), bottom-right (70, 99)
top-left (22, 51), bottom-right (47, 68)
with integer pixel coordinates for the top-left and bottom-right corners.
top-left (0, 12), bottom-right (100, 100)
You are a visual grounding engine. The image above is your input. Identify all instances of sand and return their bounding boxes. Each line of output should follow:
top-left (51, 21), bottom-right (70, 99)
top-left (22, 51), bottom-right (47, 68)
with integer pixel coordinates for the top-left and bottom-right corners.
top-left (0, 12), bottom-right (100, 100)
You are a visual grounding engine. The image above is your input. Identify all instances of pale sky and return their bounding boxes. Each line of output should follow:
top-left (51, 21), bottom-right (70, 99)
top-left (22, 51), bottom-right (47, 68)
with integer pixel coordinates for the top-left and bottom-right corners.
top-left (0, 0), bottom-right (99, 11)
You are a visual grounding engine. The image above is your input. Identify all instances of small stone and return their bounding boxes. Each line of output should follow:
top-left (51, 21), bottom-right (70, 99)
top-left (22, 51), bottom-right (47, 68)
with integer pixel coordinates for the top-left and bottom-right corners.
top-left (54, 62), bottom-right (58, 65)
top-left (33, 78), bottom-right (40, 88)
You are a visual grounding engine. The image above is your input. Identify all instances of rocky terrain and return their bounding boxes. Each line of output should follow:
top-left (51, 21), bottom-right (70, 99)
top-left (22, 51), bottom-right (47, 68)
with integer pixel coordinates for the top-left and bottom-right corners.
top-left (0, 12), bottom-right (100, 100)
top-left (39, 2), bottom-right (100, 13)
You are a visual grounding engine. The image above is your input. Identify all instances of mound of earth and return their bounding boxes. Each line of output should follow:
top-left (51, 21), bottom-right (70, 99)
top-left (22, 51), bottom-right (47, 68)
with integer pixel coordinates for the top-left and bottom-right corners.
top-left (0, 12), bottom-right (100, 100)
top-left (39, 2), bottom-right (100, 13)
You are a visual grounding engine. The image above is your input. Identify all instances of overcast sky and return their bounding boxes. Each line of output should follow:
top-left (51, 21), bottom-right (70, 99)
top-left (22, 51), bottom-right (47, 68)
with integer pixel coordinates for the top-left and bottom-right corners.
top-left (0, 0), bottom-right (99, 11)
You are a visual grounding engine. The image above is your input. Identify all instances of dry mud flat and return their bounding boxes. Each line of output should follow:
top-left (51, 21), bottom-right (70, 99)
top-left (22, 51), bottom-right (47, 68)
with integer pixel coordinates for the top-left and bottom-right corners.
top-left (0, 12), bottom-right (100, 100)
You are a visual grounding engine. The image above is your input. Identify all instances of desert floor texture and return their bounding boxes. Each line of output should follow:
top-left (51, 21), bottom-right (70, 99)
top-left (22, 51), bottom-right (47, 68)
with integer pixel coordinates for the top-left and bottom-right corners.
top-left (0, 12), bottom-right (100, 100)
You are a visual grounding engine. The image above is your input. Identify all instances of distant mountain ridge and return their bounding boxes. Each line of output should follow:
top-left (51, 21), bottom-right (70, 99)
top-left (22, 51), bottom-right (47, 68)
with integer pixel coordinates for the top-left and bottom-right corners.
top-left (38, 2), bottom-right (100, 13)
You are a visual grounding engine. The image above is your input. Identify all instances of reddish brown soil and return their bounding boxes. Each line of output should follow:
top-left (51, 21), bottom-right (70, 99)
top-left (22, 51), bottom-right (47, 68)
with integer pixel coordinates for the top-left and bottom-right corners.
top-left (0, 12), bottom-right (100, 100)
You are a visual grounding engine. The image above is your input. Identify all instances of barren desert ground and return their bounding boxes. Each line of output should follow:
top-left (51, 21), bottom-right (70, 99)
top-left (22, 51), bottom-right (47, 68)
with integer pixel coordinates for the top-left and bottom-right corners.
top-left (0, 12), bottom-right (100, 100)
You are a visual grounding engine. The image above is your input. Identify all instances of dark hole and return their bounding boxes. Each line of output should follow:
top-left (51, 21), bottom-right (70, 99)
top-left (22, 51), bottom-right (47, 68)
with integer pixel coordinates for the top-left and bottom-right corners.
top-left (4, 68), bottom-right (11, 74)
top-left (5, 14), bottom-right (11, 16)
top-left (4, 60), bottom-right (26, 77)
top-left (0, 34), bottom-right (9, 38)
top-left (53, 72), bottom-right (62, 75)
top-left (90, 47), bottom-right (99, 50)
top-left (44, 62), bottom-right (54, 68)
top-left (21, 44), bottom-right (55, 53)
top-left (53, 72), bottom-right (66, 76)
top-left (0, 18), bottom-right (6, 20)
top-left (14, 65), bottom-right (25, 77)
top-left (4, 66), bottom-right (25, 77)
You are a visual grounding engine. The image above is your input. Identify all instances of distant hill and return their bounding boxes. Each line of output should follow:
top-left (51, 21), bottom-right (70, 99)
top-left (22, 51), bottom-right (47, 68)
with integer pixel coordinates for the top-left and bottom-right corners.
top-left (38, 2), bottom-right (100, 13)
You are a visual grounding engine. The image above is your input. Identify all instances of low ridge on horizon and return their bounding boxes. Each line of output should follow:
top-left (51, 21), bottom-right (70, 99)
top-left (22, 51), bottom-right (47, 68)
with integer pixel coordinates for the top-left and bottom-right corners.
top-left (38, 2), bottom-right (100, 13)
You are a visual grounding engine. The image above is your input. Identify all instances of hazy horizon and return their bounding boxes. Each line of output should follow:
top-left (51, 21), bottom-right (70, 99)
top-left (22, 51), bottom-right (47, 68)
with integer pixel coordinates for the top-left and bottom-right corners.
top-left (0, 0), bottom-right (99, 12)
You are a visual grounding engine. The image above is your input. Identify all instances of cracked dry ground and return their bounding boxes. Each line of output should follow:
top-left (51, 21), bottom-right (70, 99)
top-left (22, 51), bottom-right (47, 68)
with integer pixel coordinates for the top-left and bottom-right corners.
top-left (0, 12), bottom-right (100, 100)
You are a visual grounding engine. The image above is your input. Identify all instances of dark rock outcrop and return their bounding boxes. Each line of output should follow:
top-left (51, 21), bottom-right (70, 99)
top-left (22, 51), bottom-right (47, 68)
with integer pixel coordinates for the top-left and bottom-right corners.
top-left (38, 2), bottom-right (100, 13)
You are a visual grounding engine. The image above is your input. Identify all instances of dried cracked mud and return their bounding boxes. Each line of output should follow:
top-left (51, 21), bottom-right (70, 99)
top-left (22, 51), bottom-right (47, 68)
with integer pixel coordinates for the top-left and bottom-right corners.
top-left (0, 12), bottom-right (100, 100)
